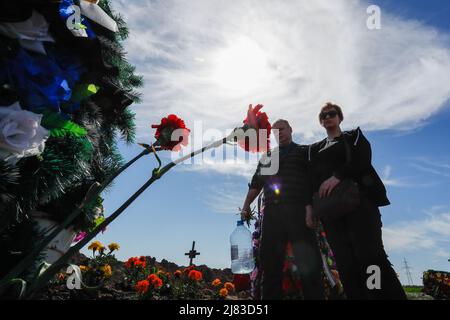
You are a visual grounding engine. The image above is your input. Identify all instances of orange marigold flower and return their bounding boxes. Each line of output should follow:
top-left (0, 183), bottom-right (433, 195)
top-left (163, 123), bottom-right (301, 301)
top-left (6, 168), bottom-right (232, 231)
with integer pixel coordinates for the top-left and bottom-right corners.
top-left (135, 260), bottom-right (146, 268)
top-left (87, 240), bottom-right (103, 252)
top-left (101, 264), bottom-right (112, 277)
top-left (79, 265), bottom-right (88, 272)
top-left (174, 270), bottom-right (182, 278)
top-left (183, 266), bottom-right (193, 274)
top-left (125, 257), bottom-right (137, 268)
top-left (147, 274), bottom-right (158, 282)
top-left (219, 288), bottom-right (228, 298)
top-left (212, 279), bottom-right (222, 287)
top-left (125, 258), bottom-right (132, 268)
top-left (188, 270), bottom-right (202, 281)
top-left (108, 243), bottom-right (120, 252)
top-left (157, 270), bottom-right (167, 277)
top-left (147, 274), bottom-right (163, 289)
top-left (135, 280), bottom-right (150, 295)
top-left (125, 257), bottom-right (147, 269)
top-left (224, 282), bottom-right (235, 291)
top-left (152, 277), bottom-right (163, 289)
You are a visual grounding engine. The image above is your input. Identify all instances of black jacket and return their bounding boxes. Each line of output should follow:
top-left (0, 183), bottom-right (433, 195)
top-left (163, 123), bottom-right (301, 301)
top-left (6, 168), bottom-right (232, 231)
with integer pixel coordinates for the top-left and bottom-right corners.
top-left (308, 128), bottom-right (390, 207)
top-left (249, 142), bottom-right (313, 206)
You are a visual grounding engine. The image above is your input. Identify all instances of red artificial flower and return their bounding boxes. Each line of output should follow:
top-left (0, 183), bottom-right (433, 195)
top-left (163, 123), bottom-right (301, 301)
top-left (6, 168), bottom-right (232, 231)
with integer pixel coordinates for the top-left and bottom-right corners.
top-left (282, 260), bottom-right (291, 273)
top-left (286, 241), bottom-right (293, 257)
top-left (238, 104), bottom-right (271, 153)
top-left (151, 114), bottom-right (190, 151)
top-left (282, 277), bottom-right (292, 293)
top-left (135, 280), bottom-right (150, 295)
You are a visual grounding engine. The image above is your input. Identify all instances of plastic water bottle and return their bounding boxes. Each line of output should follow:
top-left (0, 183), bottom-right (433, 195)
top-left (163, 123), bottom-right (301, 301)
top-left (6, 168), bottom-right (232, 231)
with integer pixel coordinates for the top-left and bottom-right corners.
top-left (230, 220), bottom-right (255, 274)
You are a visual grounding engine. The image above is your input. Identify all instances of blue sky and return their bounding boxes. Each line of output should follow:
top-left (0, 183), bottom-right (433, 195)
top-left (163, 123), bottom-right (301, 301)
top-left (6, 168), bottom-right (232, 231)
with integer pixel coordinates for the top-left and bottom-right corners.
top-left (81, 0), bottom-right (450, 286)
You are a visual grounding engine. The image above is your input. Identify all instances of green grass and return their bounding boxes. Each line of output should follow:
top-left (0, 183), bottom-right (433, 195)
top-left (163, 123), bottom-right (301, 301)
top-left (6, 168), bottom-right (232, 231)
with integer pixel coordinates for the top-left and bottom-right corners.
top-left (403, 286), bottom-right (435, 300)
top-left (403, 286), bottom-right (423, 293)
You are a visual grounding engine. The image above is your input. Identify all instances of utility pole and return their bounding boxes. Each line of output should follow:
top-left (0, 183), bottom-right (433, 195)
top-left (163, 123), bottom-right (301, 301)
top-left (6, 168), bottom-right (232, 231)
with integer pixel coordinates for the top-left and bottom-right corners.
top-left (402, 258), bottom-right (414, 286)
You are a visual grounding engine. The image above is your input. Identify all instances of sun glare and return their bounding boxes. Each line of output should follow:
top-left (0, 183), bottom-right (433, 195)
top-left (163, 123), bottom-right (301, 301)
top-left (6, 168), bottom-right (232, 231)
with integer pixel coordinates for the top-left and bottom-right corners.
top-left (211, 36), bottom-right (268, 93)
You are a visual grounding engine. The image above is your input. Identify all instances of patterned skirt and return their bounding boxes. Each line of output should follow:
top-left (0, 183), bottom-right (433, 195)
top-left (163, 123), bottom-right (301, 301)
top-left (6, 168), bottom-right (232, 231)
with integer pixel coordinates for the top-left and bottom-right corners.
top-left (250, 197), bottom-right (346, 300)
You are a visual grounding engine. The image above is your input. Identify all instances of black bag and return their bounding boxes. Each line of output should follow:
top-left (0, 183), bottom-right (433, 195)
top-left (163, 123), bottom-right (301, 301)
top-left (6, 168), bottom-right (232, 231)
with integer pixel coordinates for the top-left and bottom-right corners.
top-left (312, 135), bottom-right (360, 221)
top-left (313, 179), bottom-right (360, 221)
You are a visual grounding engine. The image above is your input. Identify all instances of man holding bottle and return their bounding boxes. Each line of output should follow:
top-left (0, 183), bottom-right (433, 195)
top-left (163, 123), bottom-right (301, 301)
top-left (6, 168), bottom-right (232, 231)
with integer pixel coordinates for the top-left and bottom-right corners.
top-left (240, 119), bottom-right (325, 300)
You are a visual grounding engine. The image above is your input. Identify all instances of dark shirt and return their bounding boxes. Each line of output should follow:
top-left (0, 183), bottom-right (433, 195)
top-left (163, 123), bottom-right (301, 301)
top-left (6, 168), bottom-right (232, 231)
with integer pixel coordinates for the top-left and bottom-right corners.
top-left (308, 128), bottom-right (390, 207)
top-left (249, 142), bottom-right (312, 206)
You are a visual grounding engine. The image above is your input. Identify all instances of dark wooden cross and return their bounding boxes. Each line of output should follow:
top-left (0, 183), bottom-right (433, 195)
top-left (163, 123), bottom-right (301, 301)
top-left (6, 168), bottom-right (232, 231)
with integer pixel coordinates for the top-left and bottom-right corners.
top-left (185, 241), bottom-right (200, 266)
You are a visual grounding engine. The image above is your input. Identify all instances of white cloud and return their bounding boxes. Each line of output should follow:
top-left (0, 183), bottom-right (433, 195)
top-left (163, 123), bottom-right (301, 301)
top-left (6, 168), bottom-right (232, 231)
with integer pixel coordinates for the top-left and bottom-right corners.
top-left (201, 183), bottom-right (250, 215)
top-left (409, 157), bottom-right (450, 178)
top-left (380, 164), bottom-right (439, 188)
top-left (435, 249), bottom-right (450, 259)
top-left (381, 165), bottom-right (408, 187)
top-left (169, 132), bottom-right (269, 178)
top-left (114, 0), bottom-right (450, 176)
top-left (177, 160), bottom-right (256, 178)
top-left (383, 207), bottom-right (450, 257)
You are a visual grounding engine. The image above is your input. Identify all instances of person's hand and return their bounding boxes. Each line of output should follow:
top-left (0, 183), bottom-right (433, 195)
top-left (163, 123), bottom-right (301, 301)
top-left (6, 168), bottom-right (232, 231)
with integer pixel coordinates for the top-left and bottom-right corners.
top-left (305, 205), bottom-right (317, 229)
top-left (240, 206), bottom-right (251, 220)
top-left (319, 176), bottom-right (341, 198)
top-left (239, 206), bottom-right (254, 226)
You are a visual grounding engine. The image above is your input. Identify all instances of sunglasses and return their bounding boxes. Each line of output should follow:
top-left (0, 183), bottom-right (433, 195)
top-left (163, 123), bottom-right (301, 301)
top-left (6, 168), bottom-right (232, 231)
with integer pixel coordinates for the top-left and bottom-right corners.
top-left (319, 110), bottom-right (338, 120)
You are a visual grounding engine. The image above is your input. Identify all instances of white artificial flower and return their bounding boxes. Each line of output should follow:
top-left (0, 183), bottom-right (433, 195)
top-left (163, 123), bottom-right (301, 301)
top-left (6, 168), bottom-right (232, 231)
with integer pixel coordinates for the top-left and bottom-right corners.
top-left (0, 102), bottom-right (49, 164)
top-left (80, 0), bottom-right (118, 32)
top-left (0, 10), bottom-right (55, 55)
